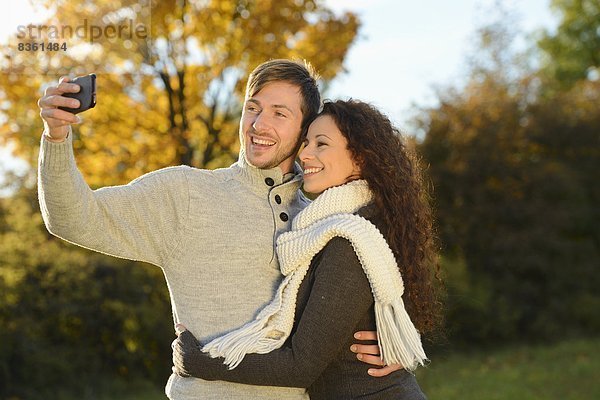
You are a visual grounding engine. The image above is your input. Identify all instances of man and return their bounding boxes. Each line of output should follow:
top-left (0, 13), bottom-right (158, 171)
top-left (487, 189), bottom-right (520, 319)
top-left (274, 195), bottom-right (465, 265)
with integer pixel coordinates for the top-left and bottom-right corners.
top-left (37, 59), bottom-right (397, 399)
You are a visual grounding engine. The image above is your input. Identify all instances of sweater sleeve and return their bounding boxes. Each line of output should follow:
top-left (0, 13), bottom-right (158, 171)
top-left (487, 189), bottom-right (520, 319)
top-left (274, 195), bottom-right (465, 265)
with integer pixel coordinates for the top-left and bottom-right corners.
top-left (37, 132), bottom-right (190, 267)
top-left (175, 236), bottom-right (375, 387)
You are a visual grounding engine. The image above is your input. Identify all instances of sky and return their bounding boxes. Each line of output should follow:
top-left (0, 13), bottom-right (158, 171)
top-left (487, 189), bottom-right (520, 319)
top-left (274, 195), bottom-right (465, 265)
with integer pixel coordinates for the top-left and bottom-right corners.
top-left (323, 0), bottom-right (557, 126)
top-left (0, 0), bottom-right (558, 179)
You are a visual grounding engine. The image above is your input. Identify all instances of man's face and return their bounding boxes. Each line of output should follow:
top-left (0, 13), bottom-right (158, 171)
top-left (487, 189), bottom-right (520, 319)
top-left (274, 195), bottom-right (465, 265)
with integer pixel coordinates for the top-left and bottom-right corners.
top-left (241, 81), bottom-right (304, 173)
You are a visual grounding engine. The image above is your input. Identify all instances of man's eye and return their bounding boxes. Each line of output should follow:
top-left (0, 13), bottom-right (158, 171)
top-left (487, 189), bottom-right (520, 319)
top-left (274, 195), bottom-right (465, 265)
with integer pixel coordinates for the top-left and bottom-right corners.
top-left (275, 112), bottom-right (287, 118)
top-left (246, 105), bottom-right (259, 112)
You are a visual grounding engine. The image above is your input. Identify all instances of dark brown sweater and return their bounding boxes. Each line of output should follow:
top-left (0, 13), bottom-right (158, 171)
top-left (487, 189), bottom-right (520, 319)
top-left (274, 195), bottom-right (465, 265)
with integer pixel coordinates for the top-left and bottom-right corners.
top-left (174, 206), bottom-right (427, 399)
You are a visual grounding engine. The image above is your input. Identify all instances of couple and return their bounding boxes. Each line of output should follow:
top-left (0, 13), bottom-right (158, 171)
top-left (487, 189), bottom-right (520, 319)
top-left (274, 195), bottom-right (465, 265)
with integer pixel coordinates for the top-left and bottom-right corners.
top-left (37, 59), bottom-right (439, 399)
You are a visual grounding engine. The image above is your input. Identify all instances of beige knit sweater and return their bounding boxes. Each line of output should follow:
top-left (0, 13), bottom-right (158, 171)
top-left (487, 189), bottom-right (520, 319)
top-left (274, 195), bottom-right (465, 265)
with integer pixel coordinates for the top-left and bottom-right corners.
top-left (37, 131), bottom-right (310, 400)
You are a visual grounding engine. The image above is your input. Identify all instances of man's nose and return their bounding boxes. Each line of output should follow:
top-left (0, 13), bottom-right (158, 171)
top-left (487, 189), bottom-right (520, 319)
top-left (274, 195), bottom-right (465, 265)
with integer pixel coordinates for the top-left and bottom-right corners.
top-left (252, 113), bottom-right (271, 133)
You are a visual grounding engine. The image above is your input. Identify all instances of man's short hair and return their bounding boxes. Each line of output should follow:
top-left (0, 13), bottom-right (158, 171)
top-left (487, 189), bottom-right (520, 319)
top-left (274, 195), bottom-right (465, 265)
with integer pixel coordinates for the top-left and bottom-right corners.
top-left (246, 59), bottom-right (321, 133)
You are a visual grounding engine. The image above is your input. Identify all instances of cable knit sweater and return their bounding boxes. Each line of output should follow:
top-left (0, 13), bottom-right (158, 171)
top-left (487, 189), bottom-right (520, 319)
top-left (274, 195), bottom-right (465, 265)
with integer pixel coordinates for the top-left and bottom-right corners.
top-left (37, 131), bottom-right (310, 400)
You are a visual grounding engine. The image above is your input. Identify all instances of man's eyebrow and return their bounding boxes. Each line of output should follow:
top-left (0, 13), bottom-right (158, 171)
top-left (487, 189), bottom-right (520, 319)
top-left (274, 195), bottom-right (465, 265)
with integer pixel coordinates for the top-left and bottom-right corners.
top-left (245, 99), bottom-right (295, 116)
top-left (273, 104), bottom-right (295, 116)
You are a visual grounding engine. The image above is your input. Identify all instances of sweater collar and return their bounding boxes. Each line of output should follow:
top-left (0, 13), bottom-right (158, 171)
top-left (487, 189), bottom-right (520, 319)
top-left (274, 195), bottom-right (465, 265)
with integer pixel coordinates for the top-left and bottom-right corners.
top-left (291, 180), bottom-right (373, 230)
top-left (234, 150), bottom-right (304, 192)
top-left (235, 125), bottom-right (304, 191)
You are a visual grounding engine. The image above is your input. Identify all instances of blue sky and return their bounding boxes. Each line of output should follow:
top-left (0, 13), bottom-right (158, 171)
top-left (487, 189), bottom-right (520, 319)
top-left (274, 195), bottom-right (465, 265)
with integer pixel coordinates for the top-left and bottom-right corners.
top-left (0, 0), bottom-right (558, 177)
top-left (324, 0), bottom-right (557, 127)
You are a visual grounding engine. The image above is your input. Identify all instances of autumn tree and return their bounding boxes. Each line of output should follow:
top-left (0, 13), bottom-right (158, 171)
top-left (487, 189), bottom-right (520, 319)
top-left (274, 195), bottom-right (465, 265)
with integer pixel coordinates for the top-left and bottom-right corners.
top-left (1, 0), bottom-right (359, 186)
top-left (0, 2), bottom-right (360, 395)
top-left (416, 11), bottom-right (600, 344)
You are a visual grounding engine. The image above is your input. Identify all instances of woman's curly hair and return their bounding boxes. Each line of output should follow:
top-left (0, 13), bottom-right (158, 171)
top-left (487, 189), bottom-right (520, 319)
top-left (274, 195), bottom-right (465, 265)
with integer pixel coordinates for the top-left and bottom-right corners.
top-left (319, 99), bottom-right (443, 335)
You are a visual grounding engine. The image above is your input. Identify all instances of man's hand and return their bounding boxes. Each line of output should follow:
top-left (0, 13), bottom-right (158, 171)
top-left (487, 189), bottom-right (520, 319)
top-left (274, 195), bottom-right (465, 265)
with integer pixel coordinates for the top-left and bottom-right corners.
top-left (38, 76), bottom-right (82, 142)
top-left (351, 330), bottom-right (403, 377)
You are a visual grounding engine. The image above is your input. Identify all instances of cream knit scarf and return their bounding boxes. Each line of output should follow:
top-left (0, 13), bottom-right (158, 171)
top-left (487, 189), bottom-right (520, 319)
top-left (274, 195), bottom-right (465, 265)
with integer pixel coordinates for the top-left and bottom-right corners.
top-left (202, 180), bottom-right (427, 371)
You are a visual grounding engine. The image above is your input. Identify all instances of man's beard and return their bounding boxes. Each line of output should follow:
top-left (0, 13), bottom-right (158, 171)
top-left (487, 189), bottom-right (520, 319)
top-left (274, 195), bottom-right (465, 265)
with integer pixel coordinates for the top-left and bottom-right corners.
top-left (244, 130), bottom-right (302, 170)
top-left (249, 144), bottom-right (299, 169)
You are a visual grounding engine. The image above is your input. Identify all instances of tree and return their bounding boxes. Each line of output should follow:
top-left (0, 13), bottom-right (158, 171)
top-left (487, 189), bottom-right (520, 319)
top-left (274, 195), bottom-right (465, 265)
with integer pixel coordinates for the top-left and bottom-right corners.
top-left (0, 2), bottom-right (361, 394)
top-left (416, 12), bottom-right (600, 344)
top-left (538, 0), bottom-right (600, 88)
top-left (1, 0), bottom-right (359, 186)
top-left (0, 180), bottom-right (175, 397)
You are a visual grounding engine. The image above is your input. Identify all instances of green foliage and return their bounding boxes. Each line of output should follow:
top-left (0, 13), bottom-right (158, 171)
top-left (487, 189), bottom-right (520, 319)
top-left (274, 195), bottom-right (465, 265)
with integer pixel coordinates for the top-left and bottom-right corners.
top-left (417, 12), bottom-right (600, 344)
top-left (0, 185), bottom-right (172, 399)
top-left (538, 0), bottom-right (600, 88)
top-left (419, 77), bottom-right (600, 344)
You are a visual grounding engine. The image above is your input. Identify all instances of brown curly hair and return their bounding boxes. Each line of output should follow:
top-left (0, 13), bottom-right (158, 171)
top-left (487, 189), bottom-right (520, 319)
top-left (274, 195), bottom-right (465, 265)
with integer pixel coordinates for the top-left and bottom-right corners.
top-left (318, 99), bottom-right (442, 335)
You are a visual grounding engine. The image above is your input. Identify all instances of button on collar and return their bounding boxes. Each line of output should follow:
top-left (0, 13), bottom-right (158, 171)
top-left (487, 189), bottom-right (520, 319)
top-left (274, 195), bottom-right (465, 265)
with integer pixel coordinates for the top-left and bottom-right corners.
top-left (265, 177), bottom-right (275, 186)
top-left (275, 195), bottom-right (282, 204)
top-left (280, 212), bottom-right (289, 222)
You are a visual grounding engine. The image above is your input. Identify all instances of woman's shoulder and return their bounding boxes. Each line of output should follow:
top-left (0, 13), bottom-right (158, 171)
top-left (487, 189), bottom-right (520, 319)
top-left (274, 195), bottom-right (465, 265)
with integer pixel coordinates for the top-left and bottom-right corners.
top-left (356, 202), bottom-right (385, 231)
top-left (313, 231), bottom-right (373, 296)
top-left (318, 237), bottom-right (362, 278)
top-left (319, 204), bottom-right (384, 258)
top-left (322, 235), bottom-right (355, 256)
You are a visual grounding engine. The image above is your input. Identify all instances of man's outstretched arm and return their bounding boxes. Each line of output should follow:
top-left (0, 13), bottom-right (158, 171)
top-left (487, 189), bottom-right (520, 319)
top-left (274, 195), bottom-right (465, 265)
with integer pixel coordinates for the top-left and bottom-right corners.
top-left (38, 76), bottom-right (189, 267)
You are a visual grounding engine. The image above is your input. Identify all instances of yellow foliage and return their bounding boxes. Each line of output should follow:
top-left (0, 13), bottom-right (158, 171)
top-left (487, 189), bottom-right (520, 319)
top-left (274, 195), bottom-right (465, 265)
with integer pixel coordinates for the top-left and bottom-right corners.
top-left (1, 0), bottom-right (359, 186)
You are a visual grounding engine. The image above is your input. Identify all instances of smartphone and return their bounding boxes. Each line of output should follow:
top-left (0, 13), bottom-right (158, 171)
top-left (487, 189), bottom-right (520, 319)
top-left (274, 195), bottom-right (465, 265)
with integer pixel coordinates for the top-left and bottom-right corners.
top-left (58, 73), bottom-right (96, 114)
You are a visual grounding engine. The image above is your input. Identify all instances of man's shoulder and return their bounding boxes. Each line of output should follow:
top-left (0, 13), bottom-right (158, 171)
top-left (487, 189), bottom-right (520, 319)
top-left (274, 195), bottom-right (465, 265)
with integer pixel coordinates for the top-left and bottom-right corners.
top-left (129, 165), bottom-right (193, 186)
top-left (132, 165), bottom-right (237, 185)
top-left (185, 165), bottom-right (243, 191)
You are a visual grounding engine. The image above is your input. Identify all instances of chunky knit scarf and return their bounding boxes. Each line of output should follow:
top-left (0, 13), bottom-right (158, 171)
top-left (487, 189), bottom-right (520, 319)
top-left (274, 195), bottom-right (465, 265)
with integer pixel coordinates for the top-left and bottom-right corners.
top-left (202, 180), bottom-right (427, 371)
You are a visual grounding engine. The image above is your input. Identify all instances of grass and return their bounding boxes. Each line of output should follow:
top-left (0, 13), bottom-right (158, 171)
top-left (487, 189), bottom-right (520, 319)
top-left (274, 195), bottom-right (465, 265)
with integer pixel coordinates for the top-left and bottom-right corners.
top-left (28, 337), bottom-right (597, 400)
top-left (416, 337), bottom-right (599, 400)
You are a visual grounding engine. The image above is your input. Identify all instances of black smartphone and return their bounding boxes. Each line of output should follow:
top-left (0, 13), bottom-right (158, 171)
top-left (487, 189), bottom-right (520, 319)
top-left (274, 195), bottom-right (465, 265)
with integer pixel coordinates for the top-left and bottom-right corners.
top-left (58, 73), bottom-right (96, 114)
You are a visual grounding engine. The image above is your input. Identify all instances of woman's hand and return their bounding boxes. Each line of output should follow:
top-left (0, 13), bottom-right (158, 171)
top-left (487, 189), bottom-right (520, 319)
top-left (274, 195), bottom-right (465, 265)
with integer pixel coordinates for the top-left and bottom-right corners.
top-left (351, 330), bottom-right (403, 377)
top-left (172, 323), bottom-right (203, 378)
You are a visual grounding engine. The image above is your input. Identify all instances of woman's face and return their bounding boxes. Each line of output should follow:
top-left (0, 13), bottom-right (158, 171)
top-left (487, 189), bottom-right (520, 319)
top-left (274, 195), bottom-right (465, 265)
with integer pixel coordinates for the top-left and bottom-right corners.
top-left (299, 115), bottom-right (361, 195)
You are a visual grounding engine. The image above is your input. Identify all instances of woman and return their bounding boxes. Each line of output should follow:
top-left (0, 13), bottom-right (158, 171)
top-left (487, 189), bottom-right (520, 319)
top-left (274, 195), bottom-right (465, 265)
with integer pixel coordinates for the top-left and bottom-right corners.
top-left (173, 100), bottom-right (441, 399)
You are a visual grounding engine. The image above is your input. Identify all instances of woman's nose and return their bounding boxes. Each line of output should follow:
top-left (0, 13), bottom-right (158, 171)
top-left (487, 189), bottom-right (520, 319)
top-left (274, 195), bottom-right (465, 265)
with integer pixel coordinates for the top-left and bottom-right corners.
top-left (299, 145), bottom-right (314, 162)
